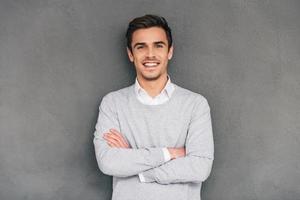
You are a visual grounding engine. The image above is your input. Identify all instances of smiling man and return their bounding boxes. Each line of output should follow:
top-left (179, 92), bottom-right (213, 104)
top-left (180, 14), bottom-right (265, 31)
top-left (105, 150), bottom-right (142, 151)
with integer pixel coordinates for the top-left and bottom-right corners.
top-left (93, 14), bottom-right (214, 200)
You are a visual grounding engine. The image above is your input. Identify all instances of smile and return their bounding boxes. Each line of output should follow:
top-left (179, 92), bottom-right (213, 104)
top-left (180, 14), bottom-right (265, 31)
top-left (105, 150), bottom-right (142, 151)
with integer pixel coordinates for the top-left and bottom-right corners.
top-left (143, 62), bottom-right (160, 67)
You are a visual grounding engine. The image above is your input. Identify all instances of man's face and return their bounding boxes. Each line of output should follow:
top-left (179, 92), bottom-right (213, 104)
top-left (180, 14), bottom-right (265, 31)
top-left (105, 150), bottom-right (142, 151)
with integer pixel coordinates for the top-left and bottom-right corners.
top-left (127, 27), bottom-right (173, 81)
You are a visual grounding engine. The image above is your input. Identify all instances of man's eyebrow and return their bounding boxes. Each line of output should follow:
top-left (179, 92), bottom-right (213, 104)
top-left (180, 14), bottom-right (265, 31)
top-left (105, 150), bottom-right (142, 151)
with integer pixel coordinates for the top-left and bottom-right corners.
top-left (133, 42), bottom-right (146, 48)
top-left (133, 41), bottom-right (167, 48)
top-left (154, 41), bottom-right (167, 45)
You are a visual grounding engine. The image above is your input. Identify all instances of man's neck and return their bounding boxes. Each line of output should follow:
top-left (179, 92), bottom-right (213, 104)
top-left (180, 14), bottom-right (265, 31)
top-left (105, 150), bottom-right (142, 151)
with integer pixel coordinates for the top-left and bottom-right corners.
top-left (137, 75), bottom-right (168, 98)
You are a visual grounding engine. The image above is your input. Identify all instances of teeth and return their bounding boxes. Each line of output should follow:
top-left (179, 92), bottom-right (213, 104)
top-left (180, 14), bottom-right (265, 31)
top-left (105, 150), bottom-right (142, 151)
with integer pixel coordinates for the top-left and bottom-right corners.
top-left (144, 63), bottom-right (158, 67)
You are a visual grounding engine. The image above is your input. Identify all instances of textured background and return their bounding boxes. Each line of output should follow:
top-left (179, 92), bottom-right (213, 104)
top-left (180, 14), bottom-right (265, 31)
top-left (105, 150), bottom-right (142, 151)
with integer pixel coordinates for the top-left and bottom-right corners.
top-left (0, 0), bottom-right (299, 200)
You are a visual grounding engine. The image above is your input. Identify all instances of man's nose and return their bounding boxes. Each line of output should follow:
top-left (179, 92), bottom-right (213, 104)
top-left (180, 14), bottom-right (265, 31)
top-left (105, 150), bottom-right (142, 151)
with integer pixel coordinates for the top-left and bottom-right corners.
top-left (146, 47), bottom-right (155, 58)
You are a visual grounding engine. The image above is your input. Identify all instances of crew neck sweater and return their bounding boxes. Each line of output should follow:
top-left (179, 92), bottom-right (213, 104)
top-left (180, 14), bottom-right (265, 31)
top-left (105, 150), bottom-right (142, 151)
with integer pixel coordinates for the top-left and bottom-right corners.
top-left (93, 83), bottom-right (214, 200)
top-left (134, 75), bottom-right (175, 181)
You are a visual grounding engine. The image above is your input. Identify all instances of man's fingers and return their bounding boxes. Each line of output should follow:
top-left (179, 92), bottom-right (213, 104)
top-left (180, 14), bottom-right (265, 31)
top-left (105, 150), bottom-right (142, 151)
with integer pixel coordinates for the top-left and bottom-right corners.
top-left (104, 132), bottom-right (129, 148)
top-left (102, 129), bottom-right (130, 148)
top-left (107, 140), bottom-right (118, 148)
top-left (109, 130), bottom-right (129, 147)
top-left (106, 132), bottom-right (123, 144)
top-left (110, 132), bottom-right (128, 147)
top-left (106, 137), bottom-right (122, 148)
top-left (103, 133), bottom-right (123, 147)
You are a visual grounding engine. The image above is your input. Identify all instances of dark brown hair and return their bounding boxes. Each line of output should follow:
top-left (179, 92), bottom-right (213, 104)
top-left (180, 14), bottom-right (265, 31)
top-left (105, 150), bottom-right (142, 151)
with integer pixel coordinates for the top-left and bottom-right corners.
top-left (126, 14), bottom-right (173, 52)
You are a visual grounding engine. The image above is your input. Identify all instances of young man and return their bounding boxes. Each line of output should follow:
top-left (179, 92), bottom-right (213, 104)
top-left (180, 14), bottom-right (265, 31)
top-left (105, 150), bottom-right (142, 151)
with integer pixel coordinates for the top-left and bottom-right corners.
top-left (93, 14), bottom-right (214, 200)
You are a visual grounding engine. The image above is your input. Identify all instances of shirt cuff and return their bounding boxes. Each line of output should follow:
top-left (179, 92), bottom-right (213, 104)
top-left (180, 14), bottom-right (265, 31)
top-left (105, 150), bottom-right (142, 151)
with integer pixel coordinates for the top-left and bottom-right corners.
top-left (138, 170), bottom-right (156, 183)
top-left (162, 147), bottom-right (171, 162)
top-left (138, 173), bottom-right (146, 182)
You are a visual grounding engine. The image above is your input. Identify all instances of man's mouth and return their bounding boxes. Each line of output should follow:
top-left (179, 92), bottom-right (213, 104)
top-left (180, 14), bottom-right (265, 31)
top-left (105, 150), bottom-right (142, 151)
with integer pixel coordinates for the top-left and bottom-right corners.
top-left (142, 61), bottom-right (160, 67)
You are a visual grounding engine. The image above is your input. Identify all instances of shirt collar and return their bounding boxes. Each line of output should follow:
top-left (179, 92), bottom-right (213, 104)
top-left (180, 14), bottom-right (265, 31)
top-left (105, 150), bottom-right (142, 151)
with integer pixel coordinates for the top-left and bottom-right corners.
top-left (134, 75), bottom-right (174, 98)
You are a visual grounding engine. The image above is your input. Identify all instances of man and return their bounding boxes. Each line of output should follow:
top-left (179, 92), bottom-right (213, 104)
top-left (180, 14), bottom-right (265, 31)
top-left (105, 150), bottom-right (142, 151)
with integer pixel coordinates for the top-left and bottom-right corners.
top-left (93, 14), bottom-right (214, 200)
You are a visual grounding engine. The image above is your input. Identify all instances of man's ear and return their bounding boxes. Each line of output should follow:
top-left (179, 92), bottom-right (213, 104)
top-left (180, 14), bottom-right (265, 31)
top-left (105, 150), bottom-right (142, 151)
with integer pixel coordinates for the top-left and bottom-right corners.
top-left (126, 47), bottom-right (134, 62)
top-left (168, 45), bottom-right (174, 60)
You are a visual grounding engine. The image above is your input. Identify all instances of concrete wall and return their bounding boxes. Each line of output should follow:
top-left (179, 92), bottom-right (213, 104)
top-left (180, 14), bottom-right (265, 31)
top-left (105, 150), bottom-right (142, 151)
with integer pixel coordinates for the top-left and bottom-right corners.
top-left (0, 0), bottom-right (299, 199)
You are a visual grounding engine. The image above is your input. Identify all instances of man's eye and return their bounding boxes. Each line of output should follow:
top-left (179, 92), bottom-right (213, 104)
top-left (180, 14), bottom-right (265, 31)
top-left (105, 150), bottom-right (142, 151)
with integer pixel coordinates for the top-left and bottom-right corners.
top-left (156, 44), bottom-right (163, 48)
top-left (137, 46), bottom-right (144, 49)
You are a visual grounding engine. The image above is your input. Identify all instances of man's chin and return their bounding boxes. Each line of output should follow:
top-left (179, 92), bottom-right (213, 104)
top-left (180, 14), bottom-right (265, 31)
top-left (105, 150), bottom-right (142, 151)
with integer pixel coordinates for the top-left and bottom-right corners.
top-left (141, 74), bottom-right (161, 81)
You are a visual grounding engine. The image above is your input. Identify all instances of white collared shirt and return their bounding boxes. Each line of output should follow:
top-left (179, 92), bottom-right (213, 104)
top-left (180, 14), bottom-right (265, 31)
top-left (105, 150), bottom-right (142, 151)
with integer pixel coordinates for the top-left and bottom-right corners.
top-left (134, 75), bottom-right (175, 105)
top-left (134, 75), bottom-right (175, 182)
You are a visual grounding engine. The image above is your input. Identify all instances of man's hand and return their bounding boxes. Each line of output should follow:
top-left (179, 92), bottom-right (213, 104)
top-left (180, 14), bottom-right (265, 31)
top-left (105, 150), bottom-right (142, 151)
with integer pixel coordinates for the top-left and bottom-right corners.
top-left (167, 147), bottom-right (186, 159)
top-left (102, 128), bottom-right (130, 148)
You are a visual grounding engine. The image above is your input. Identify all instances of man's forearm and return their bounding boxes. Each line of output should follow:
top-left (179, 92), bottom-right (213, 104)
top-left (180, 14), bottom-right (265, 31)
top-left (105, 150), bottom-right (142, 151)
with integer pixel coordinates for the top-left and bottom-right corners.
top-left (138, 155), bottom-right (213, 184)
top-left (94, 136), bottom-right (170, 177)
top-left (138, 147), bottom-right (212, 185)
top-left (138, 147), bottom-right (186, 182)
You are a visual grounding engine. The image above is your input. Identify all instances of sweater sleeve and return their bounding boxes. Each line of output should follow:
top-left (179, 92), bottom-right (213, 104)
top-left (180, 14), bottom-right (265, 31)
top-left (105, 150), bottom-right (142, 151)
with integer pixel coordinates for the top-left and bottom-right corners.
top-left (93, 93), bottom-right (167, 177)
top-left (139, 97), bottom-right (214, 184)
top-left (138, 148), bottom-right (171, 182)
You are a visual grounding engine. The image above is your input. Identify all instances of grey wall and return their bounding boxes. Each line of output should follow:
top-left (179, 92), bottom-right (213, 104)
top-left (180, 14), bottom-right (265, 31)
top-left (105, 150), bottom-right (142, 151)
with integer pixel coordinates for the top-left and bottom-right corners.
top-left (0, 0), bottom-right (299, 200)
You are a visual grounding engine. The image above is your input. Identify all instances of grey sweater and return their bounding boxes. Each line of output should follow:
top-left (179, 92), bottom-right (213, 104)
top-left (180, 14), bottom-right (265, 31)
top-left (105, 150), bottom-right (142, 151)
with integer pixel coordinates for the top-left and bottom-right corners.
top-left (93, 83), bottom-right (214, 200)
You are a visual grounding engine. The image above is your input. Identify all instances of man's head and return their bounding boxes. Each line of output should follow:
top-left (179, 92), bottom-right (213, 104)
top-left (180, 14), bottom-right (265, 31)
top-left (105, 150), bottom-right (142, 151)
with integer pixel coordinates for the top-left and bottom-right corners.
top-left (126, 14), bottom-right (174, 81)
top-left (126, 14), bottom-right (173, 52)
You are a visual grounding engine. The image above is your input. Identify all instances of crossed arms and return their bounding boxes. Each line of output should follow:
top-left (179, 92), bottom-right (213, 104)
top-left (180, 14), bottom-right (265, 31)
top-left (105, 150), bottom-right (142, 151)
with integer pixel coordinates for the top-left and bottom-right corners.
top-left (93, 94), bottom-right (214, 184)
